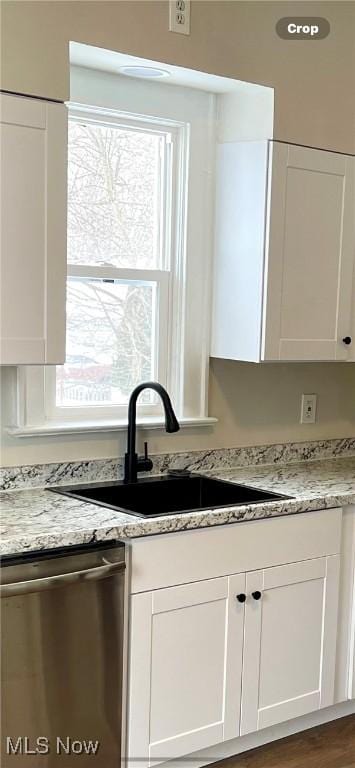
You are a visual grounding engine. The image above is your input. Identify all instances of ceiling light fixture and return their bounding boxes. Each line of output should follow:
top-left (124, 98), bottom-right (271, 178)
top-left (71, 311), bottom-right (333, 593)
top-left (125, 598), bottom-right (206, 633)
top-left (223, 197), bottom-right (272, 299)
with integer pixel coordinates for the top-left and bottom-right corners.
top-left (119, 66), bottom-right (170, 80)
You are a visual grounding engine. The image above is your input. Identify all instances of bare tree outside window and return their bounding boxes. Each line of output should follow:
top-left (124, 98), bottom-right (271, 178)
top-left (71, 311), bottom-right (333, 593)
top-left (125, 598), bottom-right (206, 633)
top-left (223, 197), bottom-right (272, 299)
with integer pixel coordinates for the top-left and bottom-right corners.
top-left (56, 117), bottom-right (171, 408)
top-left (57, 279), bottom-right (155, 406)
top-left (67, 121), bottom-right (162, 269)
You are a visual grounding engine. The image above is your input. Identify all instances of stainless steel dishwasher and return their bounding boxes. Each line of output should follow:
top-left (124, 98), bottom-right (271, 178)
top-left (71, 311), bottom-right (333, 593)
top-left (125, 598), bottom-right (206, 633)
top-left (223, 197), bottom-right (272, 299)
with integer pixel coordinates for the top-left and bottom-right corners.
top-left (1, 541), bottom-right (126, 768)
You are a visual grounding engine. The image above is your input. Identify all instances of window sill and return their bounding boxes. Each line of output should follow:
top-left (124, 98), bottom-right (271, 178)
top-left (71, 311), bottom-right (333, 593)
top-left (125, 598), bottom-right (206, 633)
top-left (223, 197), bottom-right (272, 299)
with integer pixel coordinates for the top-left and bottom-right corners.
top-left (7, 416), bottom-right (218, 438)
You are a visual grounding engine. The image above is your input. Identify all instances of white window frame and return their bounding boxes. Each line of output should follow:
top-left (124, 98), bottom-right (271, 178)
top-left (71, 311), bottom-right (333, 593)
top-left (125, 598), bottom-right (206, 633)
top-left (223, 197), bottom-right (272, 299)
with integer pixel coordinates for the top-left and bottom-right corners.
top-left (46, 108), bottom-right (182, 422)
top-left (15, 66), bottom-right (216, 434)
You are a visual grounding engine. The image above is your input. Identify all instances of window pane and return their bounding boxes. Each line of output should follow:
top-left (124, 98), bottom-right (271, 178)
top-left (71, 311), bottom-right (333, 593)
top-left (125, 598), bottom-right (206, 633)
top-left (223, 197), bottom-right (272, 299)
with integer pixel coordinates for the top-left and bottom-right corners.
top-left (56, 278), bottom-right (156, 407)
top-left (67, 120), bottom-right (166, 269)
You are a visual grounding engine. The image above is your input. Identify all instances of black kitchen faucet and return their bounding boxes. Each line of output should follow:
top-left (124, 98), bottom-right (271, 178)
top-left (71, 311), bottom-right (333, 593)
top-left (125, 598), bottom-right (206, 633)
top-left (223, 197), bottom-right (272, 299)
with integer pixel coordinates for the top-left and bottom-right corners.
top-left (124, 382), bottom-right (180, 484)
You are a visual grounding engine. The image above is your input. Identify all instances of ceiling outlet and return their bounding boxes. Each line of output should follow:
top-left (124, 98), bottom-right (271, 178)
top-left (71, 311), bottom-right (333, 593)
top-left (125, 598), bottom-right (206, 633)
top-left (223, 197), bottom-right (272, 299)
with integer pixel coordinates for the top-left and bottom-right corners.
top-left (169, 0), bottom-right (190, 35)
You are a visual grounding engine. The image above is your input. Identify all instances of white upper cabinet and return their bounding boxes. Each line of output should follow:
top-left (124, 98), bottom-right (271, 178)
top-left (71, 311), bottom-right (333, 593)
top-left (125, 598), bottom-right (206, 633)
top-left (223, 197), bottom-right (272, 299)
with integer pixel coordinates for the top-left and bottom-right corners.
top-left (211, 141), bottom-right (355, 362)
top-left (0, 92), bottom-right (67, 365)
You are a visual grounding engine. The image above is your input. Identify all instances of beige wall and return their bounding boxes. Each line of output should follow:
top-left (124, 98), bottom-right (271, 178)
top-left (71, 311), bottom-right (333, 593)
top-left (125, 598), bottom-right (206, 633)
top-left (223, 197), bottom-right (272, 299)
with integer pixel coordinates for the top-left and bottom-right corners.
top-left (1, 362), bottom-right (355, 466)
top-left (1, 0), bottom-right (354, 466)
top-left (1, 1), bottom-right (355, 153)
top-left (209, 360), bottom-right (355, 449)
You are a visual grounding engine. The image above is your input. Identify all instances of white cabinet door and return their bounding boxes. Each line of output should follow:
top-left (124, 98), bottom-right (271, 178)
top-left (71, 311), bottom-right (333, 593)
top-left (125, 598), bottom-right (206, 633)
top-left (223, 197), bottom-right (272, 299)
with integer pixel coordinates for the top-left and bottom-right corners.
top-left (240, 556), bottom-right (340, 735)
top-left (0, 93), bottom-right (67, 364)
top-left (263, 143), bottom-right (355, 361)
top-left (212, 140), bottom-right (355, 363)
top-left (127, 574), bottom-right (245, 767)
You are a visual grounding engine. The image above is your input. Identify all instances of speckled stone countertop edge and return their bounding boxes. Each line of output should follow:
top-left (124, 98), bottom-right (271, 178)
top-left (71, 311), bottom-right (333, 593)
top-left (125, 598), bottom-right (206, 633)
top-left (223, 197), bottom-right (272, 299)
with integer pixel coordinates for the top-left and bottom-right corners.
top-left (1, 493), bottom-right (354, 558)
top-left (1, 454), bottom-right (355, 556)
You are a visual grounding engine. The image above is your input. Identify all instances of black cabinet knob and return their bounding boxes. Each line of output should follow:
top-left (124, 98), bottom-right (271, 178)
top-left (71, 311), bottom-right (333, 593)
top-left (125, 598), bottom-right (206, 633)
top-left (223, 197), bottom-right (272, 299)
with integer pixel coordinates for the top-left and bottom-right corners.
top-left (252, 591), bottom-right (262, 601)
top-left (236, 593), bottom-right (246, 603)
top-left (343, 336), bottom-right (352, 345)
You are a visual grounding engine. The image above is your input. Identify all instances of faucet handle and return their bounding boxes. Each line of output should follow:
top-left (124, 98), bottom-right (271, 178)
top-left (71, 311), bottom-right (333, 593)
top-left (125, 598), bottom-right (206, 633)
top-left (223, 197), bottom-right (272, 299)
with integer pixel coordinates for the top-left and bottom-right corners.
top-left (137, 442), bottom-right (153, 474)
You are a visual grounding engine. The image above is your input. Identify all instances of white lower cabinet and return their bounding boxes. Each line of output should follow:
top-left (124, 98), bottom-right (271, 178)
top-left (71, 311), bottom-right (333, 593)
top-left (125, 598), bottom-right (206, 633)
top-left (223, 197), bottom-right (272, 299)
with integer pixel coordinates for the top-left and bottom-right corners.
top-left (345, 507), bottom-right (355, 699)
top-left (127, 512), bottom-right (343, 765)
top-left (350, 512), bottom-right (355, 700)
top-left (240, 556), bottom-right (340, 735)
top-left (127, 552), bottom-right (340, 766)
top-left (335, 505), bottom-right (355, 702)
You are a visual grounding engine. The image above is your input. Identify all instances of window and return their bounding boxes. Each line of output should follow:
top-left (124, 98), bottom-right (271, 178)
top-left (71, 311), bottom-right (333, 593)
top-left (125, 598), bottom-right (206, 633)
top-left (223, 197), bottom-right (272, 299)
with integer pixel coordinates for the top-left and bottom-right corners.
top-left (44, 110), bottom-right (177, 421)
top-left (16, 66), bottom-right (215, 434)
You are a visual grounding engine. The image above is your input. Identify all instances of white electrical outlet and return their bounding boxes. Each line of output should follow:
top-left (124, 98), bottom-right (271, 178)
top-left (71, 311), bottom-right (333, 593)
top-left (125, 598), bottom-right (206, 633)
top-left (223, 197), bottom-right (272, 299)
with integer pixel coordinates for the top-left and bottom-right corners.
top-left (169, 0), bottom-right (190, 35)
top-left (300, 394), bottom-right (317, 424)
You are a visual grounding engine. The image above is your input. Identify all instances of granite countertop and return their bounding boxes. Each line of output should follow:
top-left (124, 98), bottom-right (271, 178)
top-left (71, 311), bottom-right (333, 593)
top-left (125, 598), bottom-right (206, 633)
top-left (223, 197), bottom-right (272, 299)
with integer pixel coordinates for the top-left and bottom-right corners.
top-left (1, 455), bottom-right (354, 556)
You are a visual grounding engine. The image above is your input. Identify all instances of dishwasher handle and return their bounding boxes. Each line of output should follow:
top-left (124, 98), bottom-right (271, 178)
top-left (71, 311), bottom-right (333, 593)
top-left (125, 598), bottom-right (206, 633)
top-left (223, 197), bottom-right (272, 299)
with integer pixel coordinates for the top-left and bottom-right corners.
top-left (0, 559), bottom-right (125, 597)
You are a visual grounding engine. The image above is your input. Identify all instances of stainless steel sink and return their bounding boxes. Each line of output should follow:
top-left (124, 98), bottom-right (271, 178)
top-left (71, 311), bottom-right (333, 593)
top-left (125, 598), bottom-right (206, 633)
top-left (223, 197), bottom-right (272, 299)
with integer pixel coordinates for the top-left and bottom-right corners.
top-left (49, 474), bottom-right (292, 518)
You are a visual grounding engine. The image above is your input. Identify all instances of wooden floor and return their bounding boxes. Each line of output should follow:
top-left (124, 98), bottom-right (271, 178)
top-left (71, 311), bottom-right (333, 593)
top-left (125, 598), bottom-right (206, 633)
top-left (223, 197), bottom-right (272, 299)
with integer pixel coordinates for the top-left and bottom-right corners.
top-left (211, 716), bottom-right (355, 768)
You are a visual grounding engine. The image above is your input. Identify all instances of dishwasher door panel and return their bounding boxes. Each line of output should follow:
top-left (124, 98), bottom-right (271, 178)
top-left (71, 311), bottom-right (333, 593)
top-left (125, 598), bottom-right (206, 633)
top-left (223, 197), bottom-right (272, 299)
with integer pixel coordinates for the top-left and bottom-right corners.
top-left (1, 544), bottom-right (125, 768)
